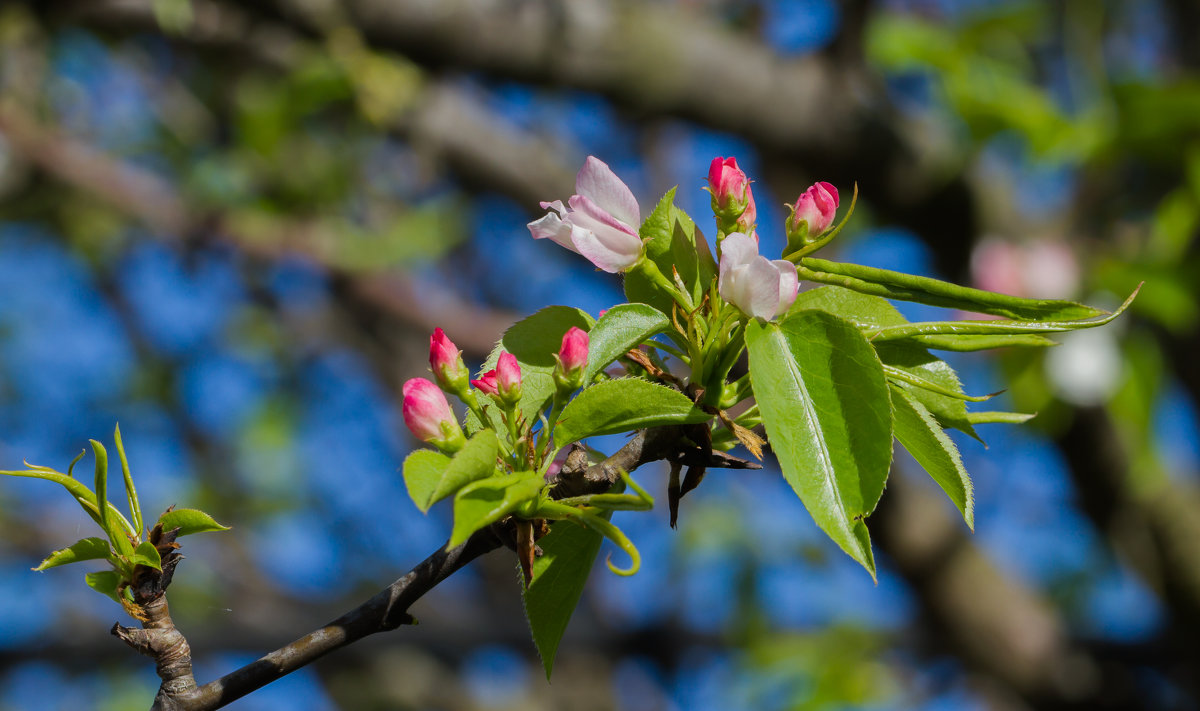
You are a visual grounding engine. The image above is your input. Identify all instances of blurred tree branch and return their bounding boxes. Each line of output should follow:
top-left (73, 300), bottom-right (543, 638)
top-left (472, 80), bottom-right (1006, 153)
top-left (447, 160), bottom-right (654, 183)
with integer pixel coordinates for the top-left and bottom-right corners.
top-left (0, 100), bottom-right (517, 356)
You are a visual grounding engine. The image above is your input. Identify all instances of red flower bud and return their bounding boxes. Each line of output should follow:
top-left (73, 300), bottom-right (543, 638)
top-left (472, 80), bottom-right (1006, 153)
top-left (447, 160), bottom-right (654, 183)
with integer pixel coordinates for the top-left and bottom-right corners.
top-left (787, 182), bottom-right (839, 243)
top-left (429, 328), bottom-right (469, 395)
top-left (707, 156), bottom-right (756, 235)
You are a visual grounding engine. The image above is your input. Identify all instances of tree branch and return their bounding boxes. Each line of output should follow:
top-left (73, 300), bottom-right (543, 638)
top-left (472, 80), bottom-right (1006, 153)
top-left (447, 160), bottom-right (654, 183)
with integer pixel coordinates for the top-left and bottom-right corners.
top-left (101, 424), bottom-right (756, 710)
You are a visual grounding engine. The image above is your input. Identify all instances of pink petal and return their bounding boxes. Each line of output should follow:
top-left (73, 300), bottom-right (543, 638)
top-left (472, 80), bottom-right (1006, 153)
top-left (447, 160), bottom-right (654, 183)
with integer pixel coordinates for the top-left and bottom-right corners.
top-left (567, 195), bottom-right (643, 272)
top-left (570, 223), bottom-right (641, 273)
top-left (575, 156), bottom-right (640, 230)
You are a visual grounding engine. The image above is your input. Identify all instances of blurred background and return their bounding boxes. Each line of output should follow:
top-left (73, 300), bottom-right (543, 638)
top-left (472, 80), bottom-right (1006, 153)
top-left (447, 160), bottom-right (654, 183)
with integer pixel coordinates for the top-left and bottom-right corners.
top-left (0, 0), bottom-right (1198, 709)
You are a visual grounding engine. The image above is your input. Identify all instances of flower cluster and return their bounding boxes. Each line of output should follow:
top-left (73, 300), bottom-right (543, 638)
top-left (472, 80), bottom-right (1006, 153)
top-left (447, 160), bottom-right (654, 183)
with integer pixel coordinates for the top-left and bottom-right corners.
top-left (402, 326), bottom-right (590, 450)
top-left (530, 154), bottom-right (837, 323)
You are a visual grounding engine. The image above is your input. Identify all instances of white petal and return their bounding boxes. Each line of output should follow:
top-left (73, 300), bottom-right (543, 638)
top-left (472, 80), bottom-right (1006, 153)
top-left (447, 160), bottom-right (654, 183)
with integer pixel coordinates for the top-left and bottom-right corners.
top-left (720, 232), bottom-right (758, 267)
top-left (743, 257), bottom-right (783, 320)
top-left (772, 260), bottom-right (800, 317)
top-left (528, 210), bottom-right (578, 252)
top-left (575, 156), bottom-right (640, 229)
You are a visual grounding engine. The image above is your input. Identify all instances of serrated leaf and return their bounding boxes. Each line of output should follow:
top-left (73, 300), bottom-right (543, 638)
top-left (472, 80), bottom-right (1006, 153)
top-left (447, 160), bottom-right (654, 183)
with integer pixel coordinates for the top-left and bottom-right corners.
top-left (522, 519), bottom-right (604, 679)
top-left (157, 508), bottom-right (230, 537)
top-left (448, 473), bottom-right (544, 548)
top-left (875, 343), bottom-right (982, 442)
top-left (797, 257), bottom-right (1108, 320)
top-left (891, 386), bottom-right (974, 528)
top-left (467, 306), bottom-right (594, 434)
top-left (582, 304), bottom-right (670, 383)
top-left (404, 430), bottom-right (499, 512)
top-left (33, 537), bottom-right (112, 571)
top-left (85, 570), bottom-right (124, 604)
top-left (625, 189), bottom-right (712, 316)
top-left (129, 540), bottom-right (162, 570)
top-left (745, 312), bottom-right (894, 577)
top-left (554, 379), bottom-right (712, 447)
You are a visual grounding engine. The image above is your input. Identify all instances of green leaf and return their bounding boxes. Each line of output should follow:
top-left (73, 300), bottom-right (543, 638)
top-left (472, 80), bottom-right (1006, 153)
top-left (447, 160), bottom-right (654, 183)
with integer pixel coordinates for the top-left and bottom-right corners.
top-left (91, 440), bottom-right (111, 542)
top-left (966, 411), bottom-right (1036, 425)
top-left (554, 379), bottom-right (712, 447)
top-left (745, 312), bottom-right (894, 577)
top-left (866, 285), bottom-right (1137, 342)
top-left (788, 286), bottom-right (1059, 351)
top-left (467, 306), bottom-right (594, 433)
top-left (113, 424), bottom-right (144, 537)
top-left (401, 449), bottom-right (451, 510)
top-left (404, 430), bottom-right (499, 512)
top-left (90, 440), bottom-right (134, 558)
top-left (908, 334), bottom-right (1059, 351)
top-left (129, 540), bottom-right (162, 571)
top-left (582, 304), bottom-right (670, 383)
top-left (448, 473), bottom-right (544, 548)
top-left (875, 343), bottom-right (982, 442)
top-left (0, 466), bottom-right (102, 526)
top-left (796, 258), bottom-right (1108, 320)
top-left (522, 519), bottom-right (605, 679)
top-left (890, 386), bottom-right (974, 528)
top-left (625, 189), bottom-right (713, 315)
top-left (33, 537), bottom-right (113, 571)
top-left (790, 286), bottom-right (908, 328)
top-left (156, 508), bottom-right (231, 537)
top-left (85, 570), bottom-right (124, 604)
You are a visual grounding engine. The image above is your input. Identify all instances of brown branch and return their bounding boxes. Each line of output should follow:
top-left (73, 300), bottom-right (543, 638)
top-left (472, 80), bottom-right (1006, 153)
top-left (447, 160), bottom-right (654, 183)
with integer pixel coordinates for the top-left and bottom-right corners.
top-left (178, 529), bottom-right (500, 710)
top-left (91, 425), bottom-right (753, 710)
top-left (0, 100), bottom-right (518, 355)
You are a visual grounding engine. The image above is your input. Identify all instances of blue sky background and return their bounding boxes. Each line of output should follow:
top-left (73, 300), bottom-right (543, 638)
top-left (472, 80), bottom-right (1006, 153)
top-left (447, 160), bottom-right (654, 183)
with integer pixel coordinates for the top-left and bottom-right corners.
top-left (0, 0), bottom-right (1197, 709)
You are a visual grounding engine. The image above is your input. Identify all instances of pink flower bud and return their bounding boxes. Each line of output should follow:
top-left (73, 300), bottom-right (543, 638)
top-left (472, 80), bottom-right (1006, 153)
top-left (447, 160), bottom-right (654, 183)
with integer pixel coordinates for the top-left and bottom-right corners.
top-left (554, 327), bottom-right (589, 391)
top-left (528, 156), bottom-right (644, 273)
top-left (718, 232), bottom-right (799, 321)
top-left (707, 157), bottom-right (756, 234)
top-left (558, 327), bottom-right (589, 374)
top-left (403, 378), bottom-right (464, 452)
top-left (472, 352), bottom-right (523, 407)
top-left (496, 352), bottom-right (522, 403)
top-left (787, 182), bottom-right (839, 244)
top-left (429, 328), bottom-right (469, 395)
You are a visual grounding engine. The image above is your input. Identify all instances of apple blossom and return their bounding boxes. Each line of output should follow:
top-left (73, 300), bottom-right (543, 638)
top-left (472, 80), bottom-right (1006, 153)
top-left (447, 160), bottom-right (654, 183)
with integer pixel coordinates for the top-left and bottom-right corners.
top-left (402, 378), bottom-right (465, 452)
top-left (429, 328), bottom-right (469, 396)
top-left (527, 156), bottom-right (643, 273)
top-left (554, 326), bottom-right (589, 391)
top-left (706, 156), bottom-right (756, 235)
top-left (472, 352), bottom-right (523, 407)
top-left (786, 181), bottom-right (839, 245)
top-left (718, 232), bottom-right (799, 321)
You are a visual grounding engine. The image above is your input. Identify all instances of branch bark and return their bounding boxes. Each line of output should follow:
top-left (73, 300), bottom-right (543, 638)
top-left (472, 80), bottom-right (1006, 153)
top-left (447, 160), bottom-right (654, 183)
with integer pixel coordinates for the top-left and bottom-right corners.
top-left (101, 425), bottom-right (756, 710)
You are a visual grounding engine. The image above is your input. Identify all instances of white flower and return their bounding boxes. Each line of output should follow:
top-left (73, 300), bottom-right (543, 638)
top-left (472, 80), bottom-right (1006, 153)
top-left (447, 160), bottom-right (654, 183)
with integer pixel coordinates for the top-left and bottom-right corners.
top-left (528, 156), bottom-right (643, 273)
top-left (718, 232), bottom-right (799, 320)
